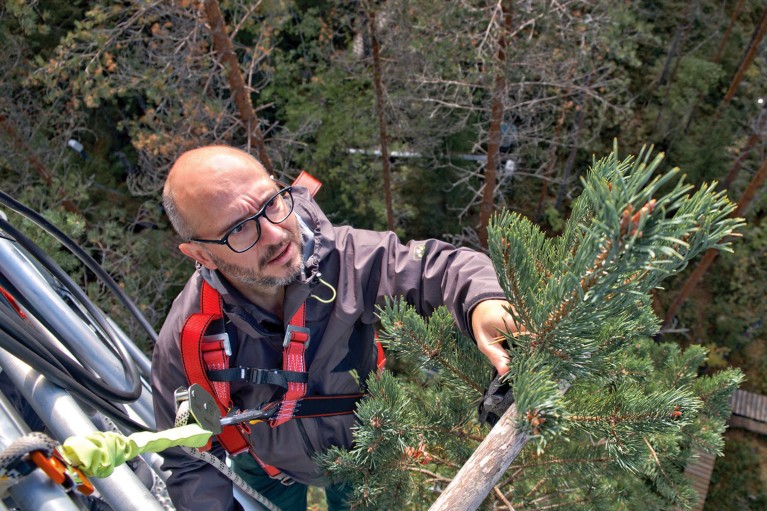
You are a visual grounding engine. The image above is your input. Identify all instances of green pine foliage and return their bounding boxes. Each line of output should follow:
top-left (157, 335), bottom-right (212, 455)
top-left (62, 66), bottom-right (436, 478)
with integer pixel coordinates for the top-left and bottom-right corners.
top-left (318, 146), bottom-right (744, 510)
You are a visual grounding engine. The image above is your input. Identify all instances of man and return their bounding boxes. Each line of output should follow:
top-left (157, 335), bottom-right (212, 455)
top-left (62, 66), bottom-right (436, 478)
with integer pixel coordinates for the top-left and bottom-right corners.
top-left (151, 145), bottom-right (514, 511)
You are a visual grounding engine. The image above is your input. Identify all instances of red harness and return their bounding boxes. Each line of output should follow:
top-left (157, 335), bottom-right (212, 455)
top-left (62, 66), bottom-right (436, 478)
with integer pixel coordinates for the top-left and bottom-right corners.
top-left (179, 172), bottom-right (384, 479)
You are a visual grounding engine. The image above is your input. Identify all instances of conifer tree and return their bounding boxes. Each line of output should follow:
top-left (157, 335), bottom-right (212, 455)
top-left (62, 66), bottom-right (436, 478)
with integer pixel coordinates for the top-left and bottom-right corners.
top-left (318, 145), bottom-right (744, 511)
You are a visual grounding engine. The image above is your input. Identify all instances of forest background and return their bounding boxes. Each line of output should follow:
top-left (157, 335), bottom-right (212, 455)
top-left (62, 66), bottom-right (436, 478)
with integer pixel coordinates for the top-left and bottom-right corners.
top-left (1, 0), bottom-right (766, 508)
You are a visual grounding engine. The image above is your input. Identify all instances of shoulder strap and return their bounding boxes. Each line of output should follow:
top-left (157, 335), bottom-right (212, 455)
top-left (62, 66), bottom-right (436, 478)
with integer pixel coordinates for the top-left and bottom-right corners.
top-left (271, 304), bottom-right (310, 427)
top-left (180, 280), bottom-right (249, 455)
top-left (292, 170), bottom-right (322, 196)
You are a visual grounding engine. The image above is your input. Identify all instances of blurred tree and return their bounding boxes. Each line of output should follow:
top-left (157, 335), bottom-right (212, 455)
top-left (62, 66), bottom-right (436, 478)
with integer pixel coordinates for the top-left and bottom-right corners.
top-left (30, 0), bottom-right (281, 195)
top-left (365, 1), bottom-right (395, 230)
top-left (201, 0), bottom-right (274, 172)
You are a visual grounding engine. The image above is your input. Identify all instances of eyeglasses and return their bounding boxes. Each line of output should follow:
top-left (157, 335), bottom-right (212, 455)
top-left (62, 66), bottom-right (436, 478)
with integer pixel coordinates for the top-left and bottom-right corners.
top-left (190, 186), bottom-right (294, 253)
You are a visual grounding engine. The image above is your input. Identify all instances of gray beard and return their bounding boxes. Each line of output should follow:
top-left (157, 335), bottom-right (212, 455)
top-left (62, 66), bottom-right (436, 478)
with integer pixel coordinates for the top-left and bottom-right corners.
top-left (210, 233), bottom-right (305, 290)
top-left (219, 257), bottom-right (304, 289)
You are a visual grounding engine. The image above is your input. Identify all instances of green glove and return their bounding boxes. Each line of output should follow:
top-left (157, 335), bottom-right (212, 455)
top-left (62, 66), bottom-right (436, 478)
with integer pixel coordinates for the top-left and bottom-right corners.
top-left (59, 425), bottom-right (212, 478)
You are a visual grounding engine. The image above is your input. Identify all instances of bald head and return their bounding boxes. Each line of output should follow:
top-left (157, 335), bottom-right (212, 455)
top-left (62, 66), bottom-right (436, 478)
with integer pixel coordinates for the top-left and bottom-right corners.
top-left (163, 145), bottom-right (270, 239)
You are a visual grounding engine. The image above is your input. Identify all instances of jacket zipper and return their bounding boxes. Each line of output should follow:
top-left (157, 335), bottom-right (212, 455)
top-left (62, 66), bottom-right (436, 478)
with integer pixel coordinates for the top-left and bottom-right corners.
top-left (295, 419), bottom-right (316, 455)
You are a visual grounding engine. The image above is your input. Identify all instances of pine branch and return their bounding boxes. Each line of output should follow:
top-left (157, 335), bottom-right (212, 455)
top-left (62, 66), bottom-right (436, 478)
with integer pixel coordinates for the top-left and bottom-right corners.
top-left (539, 236), bottom-right (613, 340)
top-left (378, 300), bottom-right (490, 395)
top-left (431, 146), bottom-right (743, 509)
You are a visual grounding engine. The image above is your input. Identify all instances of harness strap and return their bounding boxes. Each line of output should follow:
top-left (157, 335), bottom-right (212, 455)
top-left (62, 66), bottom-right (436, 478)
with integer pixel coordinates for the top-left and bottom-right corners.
top-left (292, 170), bottom-right (322, 196)
top-left (180, 281), bottom-right (250, 456)
top-left (221, 393), bottom-right (364, 425)
top-left (376, 332), bottom-right (386, 372)
top-left (272, 304), bottom-right (310, 427)
top-left (208, 368), bottom-right (309, 389)
top-left (292, 394), bottom-right (363, 418)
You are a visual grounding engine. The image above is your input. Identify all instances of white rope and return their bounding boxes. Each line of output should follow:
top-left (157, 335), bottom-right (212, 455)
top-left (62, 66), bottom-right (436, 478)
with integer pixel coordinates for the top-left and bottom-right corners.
top-left (175, 401), bottom-right (281, 511)
top-left (0, 432), bottom-right (59, 497)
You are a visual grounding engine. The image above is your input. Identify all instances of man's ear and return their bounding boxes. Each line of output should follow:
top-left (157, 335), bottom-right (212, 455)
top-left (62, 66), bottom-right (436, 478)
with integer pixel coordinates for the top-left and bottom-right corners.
top-left (179, 242), bottom-right (218, 270)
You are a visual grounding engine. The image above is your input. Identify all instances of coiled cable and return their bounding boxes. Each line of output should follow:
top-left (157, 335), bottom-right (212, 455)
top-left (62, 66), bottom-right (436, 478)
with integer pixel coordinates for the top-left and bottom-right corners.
top-left (0, 190), bottom-right (158, 345)
top-left (0, 192), bottom-right (155, 429)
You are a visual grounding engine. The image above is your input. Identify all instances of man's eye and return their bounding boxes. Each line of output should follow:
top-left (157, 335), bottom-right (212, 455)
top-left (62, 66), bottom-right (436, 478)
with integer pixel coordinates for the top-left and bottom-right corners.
top-left (265, 197), bottom-right (278, 210)
top-left (229, 224), bottom-right (245, 236)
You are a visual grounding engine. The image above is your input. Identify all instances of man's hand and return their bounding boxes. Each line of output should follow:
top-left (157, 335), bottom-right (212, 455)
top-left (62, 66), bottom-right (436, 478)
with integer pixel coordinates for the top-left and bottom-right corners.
top-left (470, 299), bottom-right (521, 376)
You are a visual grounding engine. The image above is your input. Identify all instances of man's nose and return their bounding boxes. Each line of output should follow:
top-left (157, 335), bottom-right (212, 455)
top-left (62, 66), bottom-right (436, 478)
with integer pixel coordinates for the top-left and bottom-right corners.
top-left (258, 216), bottom-right (288, 243)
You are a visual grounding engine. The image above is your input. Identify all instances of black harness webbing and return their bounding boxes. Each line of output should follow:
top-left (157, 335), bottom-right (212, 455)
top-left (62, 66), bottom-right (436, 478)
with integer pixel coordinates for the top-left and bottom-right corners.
top-left (208, 368), bottom-right (309, 389)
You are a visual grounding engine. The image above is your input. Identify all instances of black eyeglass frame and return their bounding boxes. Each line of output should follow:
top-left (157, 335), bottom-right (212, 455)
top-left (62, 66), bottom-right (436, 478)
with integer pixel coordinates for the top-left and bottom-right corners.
top-left (189, 186), bottom-right (294, 253)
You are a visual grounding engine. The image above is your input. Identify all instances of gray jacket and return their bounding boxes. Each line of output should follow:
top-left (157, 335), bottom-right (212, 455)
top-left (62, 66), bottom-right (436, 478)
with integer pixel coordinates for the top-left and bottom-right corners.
top-left (151, 186), bottom-right (505, 510)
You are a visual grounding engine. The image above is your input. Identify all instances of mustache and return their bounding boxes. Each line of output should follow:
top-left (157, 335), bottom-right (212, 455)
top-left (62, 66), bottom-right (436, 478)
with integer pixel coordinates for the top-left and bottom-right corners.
top-left (259, 230), bottom-right (299, 266)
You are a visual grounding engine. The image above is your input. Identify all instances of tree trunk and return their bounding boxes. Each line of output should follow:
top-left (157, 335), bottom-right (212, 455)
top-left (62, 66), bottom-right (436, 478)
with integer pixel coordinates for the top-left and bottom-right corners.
top-left (535, 110), bottom-right (565, 224)
top-left (554, 96), bottom-right (586, 214)
top-left (719, 109), bottom-right (767, 190)
top-left (554, 66), bottom-right (593, 215)
top-left (479, 1), bottom-right (512, 248)
top-left (653, 1), bottom-right (695, 140)
top-left (718, 6), bottom-right (767, 112)
top-left (663, 154), bottom-right (767, 328)
top-left (713, 0), bottom-right (747, 62)
top-left (428, 403), bottom-right (527, 511)
top-left (202, 0), bottom-right (273, 173)
top-left (657, 17), bottom-right (685, 87)
top-left (684, 0), bottom-right (747, 134)
top-left (368, 8), bottom-right (395, 231)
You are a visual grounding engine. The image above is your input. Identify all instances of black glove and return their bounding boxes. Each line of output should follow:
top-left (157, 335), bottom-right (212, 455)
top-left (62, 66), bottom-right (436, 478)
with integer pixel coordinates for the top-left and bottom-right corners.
top-left (478, 372), bottom-right (514, 426)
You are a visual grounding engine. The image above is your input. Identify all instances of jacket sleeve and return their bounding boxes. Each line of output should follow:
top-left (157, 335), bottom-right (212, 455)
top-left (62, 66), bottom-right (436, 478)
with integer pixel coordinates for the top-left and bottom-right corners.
top-left (332, 225), bottom-right (506, 340)
top-left (150, 278), bottom-right (239, 511)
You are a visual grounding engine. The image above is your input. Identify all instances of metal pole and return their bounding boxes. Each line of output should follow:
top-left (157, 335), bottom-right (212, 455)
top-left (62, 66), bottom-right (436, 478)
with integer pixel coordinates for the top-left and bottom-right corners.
top-left (0, 350), bottom-right (166, 511)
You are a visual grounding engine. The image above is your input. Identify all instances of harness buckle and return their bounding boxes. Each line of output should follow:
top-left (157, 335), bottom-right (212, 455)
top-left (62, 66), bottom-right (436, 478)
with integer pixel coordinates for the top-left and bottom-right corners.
top-left (273, 472), bottom-right (295, 486)
top-left (283, 325), bottom-right (310, 349)
top-left (220, 401), bottom-right (280, 427)
top-left (204, 332), bottom-right (232, 356)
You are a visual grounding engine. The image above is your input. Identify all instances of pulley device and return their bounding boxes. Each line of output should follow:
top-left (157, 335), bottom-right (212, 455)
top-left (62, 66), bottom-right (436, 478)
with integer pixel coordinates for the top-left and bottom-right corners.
top-left (178, 383), bottom-right (287, 433)
top-left (174, 383), bottom-right (333, 434)
top-left (0, 432), bottom-right (94, 498)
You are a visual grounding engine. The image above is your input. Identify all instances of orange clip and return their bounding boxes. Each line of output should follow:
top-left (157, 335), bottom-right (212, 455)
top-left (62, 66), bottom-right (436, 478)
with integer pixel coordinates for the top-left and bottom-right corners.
top-left (29, 450), bottom-right (94, 495)
top-left (29, 451), bottom-right (68, 486)
top-left (69, 465), bottom-right (95, 495)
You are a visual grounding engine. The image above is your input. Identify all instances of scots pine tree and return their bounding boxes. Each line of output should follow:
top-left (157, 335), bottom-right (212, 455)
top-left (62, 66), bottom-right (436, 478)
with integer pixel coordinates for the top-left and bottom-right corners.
top-left (318, 146), bottom-right (744, 511)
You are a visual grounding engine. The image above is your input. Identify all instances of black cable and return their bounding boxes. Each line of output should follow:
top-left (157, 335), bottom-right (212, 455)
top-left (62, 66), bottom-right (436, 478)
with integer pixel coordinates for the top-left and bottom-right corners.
top-left (0, 298), bottom-right (137, 403)
top-left (0, 190), bottom-right (158, 345)
top-left (0, 217), bottom-right (142, 402)
top-left (0, 313), bottom-right (146, 430)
